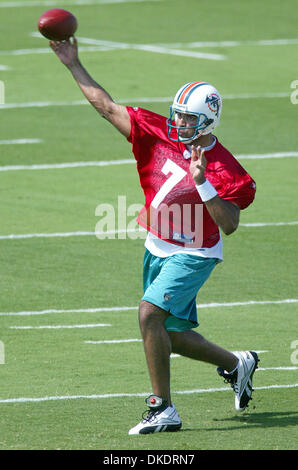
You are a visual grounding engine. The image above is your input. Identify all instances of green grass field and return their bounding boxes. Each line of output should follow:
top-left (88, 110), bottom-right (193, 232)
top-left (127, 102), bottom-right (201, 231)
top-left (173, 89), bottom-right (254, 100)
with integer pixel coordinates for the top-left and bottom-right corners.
top-left (0, 0), bottom-right (297, 451)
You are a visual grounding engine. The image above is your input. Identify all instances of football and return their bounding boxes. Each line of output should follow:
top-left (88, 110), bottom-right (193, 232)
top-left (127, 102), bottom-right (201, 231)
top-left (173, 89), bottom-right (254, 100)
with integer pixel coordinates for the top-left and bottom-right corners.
top-left (38, 8), bottom-right (78, 41)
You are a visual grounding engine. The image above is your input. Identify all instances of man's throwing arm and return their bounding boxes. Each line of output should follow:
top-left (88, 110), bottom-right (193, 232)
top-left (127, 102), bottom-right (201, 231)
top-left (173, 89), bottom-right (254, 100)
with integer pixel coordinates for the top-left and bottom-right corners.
top-left (50, 37), bottom-right (131, 138)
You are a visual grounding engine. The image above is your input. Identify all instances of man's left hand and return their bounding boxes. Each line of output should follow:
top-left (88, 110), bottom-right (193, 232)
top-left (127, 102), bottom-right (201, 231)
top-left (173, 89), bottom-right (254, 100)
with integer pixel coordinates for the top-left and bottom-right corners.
top-left (189, 145), bottom-right (207, 185)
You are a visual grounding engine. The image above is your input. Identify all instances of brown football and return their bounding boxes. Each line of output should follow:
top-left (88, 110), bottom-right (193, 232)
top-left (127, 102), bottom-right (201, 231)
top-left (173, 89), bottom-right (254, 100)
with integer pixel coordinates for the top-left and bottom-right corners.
top-left (38, 9), bottom-right (78, 41)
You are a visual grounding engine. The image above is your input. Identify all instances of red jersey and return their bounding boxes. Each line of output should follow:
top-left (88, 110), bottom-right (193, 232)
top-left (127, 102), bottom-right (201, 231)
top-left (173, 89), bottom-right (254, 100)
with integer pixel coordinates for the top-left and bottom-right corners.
top-left (127, 106), bottom-right (256, 248)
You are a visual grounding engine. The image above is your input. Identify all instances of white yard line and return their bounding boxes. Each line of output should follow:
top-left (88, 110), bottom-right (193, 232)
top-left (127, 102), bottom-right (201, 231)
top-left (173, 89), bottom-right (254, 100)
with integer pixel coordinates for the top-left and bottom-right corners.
top-left (123, 45), bottom-right (225, 61)
top-left (236, 151), bottom-right (298, 159)
top-left (0, 383), bottom-right (297, 404)
top-left (0, 299), bottom-right (297, 316)
top-left (197, 299), bottom-right (298, 308)
top-left (159, 39), bottom-right (298, 48)
top-left (240, 221), bottom-right (298, 227)
top-left (0, 222), bottom-right (296, 242)
top-left (0, 228), bottom-right (144, 240)
top-left (2, 34), bottom-right (297, 61)
top-left (2, 34), bottom-right (297, 60)
top-left (0, 92), bottom-right (291, 110)
top-left (0, 46), bottom-right (115, 56)
top-left (0, 0), bottom-right (160, 7)
top-left (0, 159), bottom-right (134, 171)
top-left (0, 138), bottom-right (42, 145)
top-left (1, 46), bottom-right (224, 60)
top-left (75, 37), bottom-right (225, 60)
top-left (0, 231), bottom-right (98, 240)
top-left (5, 34), bottom-right (226, 61)
top-left (0, 99), bottom-right (88, 108)
top-left (77, 36), bottom-right (298, 49)
top-left (9, 323), bottom-right (112, 329)
top-left (257, 367), bottom-right (298, 371)
top-left (0, 306), bottom-right (138, 316)
top-left (0, 152), bottom-right (297, 173)
top-left (85, 338), bottom-right (142, 344)
top-left (175, 383), bottom-right (298, 396)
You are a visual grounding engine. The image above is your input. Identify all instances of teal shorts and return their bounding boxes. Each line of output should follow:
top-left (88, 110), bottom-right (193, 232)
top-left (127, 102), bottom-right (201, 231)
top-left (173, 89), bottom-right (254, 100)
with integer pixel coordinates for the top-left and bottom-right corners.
top-left (142, 249), bottom-right (219, 332)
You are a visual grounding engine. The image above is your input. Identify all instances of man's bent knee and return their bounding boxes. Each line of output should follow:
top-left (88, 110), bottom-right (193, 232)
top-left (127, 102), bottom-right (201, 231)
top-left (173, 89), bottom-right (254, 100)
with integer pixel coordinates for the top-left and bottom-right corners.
top-left (139, 300), bottom-right (168, 333)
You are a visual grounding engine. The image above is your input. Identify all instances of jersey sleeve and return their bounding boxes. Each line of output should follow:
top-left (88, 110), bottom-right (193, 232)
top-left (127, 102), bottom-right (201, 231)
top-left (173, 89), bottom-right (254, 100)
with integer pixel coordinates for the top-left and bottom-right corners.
top-left (126, 106), bottom-right (169, 147)
top-left (206, 154), bottom-right (256, 210)
top-left (214, 164), bottom-right (256, 209)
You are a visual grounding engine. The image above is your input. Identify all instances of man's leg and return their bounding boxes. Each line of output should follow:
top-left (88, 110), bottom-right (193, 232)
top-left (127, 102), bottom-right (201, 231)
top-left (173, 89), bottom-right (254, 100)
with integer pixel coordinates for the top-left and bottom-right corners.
top-left (138, 301), bottom-right (239, 407)
top-left (168, 329), bottom-right (259, 412)
top-left (138, 300), bottom-right (172, 405)
top-left (128, 300), bottom-right (182, 434)
top-left (168, 329), bottom-right (239, 371)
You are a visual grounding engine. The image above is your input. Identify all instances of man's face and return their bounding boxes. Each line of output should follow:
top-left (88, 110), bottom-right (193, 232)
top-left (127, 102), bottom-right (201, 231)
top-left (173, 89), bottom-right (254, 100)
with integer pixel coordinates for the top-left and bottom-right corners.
top-left (175, 112), bottom-right (198, 139)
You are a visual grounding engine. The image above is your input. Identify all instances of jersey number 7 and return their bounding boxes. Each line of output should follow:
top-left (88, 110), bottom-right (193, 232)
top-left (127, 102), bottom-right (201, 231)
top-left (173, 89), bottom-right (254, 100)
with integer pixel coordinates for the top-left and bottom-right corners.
top-left (151, 159), bottom-right (187, 209)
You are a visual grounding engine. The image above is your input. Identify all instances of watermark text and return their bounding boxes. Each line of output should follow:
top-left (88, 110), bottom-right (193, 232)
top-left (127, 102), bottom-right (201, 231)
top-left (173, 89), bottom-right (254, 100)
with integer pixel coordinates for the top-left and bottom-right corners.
top-left (0, 341), bottom-right (4, 364)
top-left (95, 196), bottom-right (204, 247)
top-left (0, 80), bottom-right (5, 104)
top-left (290, 340), bottom-right (298, 364)
top-left (290, 80), bottom-right (298, 104)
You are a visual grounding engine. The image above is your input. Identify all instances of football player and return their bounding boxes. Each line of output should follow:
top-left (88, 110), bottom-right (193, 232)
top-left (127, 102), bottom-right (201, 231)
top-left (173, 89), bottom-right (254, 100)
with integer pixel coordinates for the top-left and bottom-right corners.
top-left (50, 37), bottom-right (259, 435)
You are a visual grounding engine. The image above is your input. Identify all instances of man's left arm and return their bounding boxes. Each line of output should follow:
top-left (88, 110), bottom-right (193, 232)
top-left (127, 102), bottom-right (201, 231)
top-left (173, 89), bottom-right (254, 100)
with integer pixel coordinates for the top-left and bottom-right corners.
top-left (203, 197), bottom-right (240, 235)
top-left (189, 145), bottom-right (240, 235)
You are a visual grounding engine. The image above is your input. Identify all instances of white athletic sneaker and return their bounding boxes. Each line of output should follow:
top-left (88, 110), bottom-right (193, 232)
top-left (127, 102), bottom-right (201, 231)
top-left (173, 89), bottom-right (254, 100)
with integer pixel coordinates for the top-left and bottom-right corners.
top-left (217, 350), bottom-right (259, 411)
top-left (128, 395), bottom-right (182, 435)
